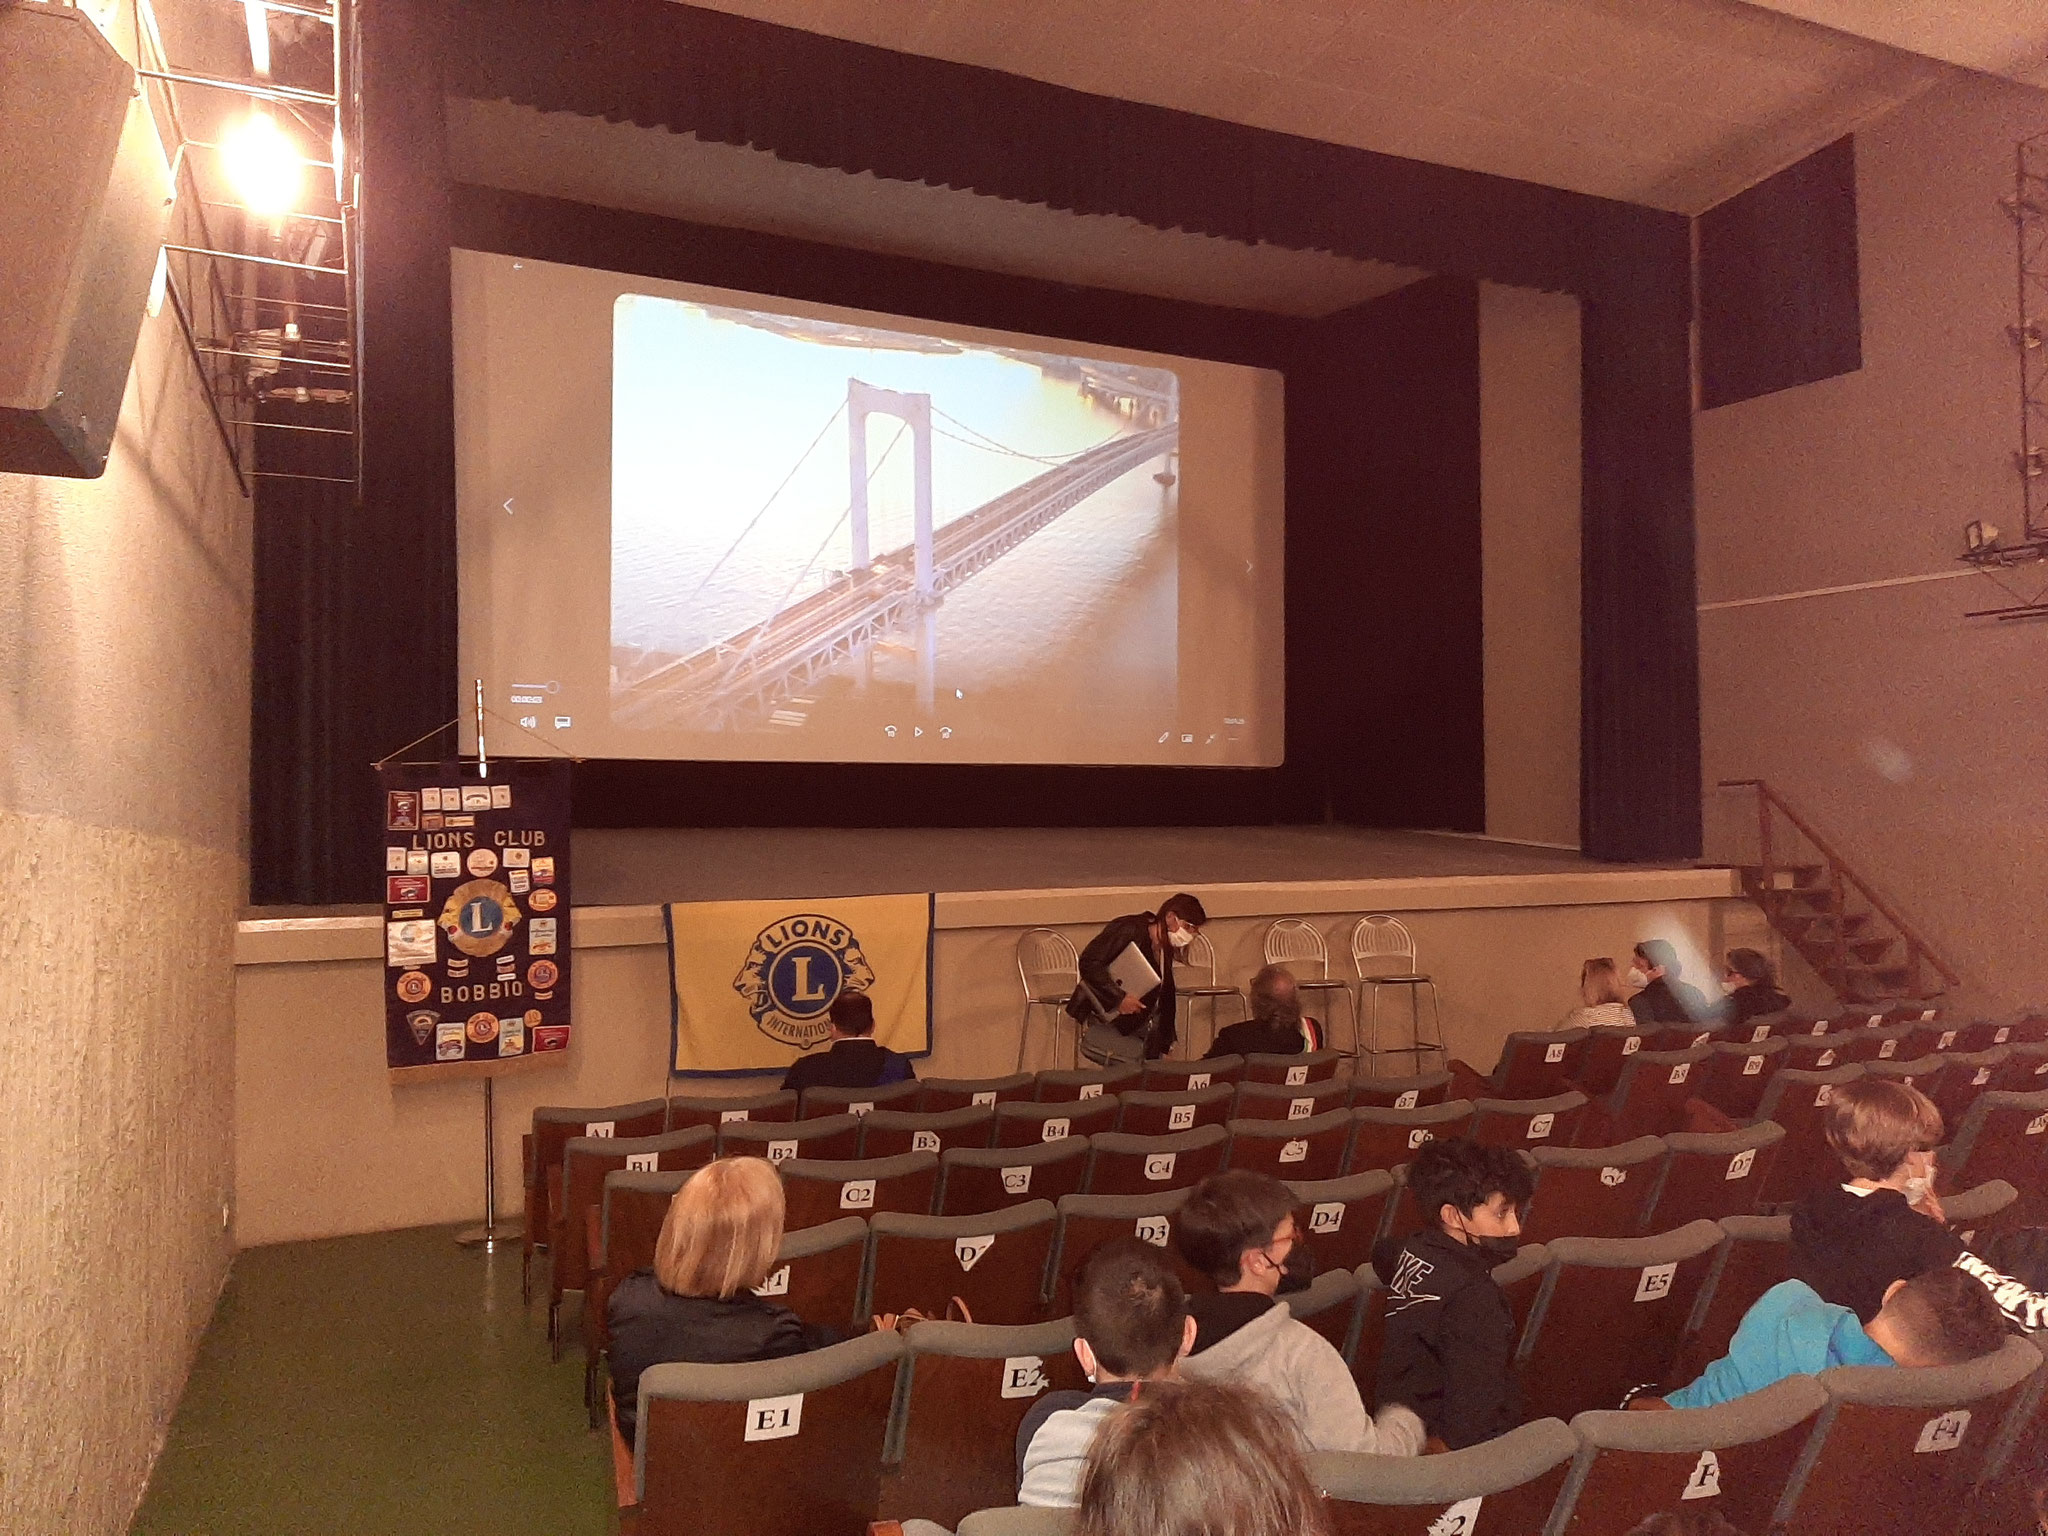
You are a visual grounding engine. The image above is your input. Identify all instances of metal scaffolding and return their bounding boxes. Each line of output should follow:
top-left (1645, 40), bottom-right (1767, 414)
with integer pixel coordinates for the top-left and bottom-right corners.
top-left (134, 0), bottom-right (359, 496)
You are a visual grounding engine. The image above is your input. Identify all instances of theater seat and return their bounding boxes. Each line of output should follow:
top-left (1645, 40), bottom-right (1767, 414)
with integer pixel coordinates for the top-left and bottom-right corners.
top-left (917, 1074), bottom-right (1035, 1113)
top-left (1636, 1122), bottom-right (1784, 1235)
top-left (1576, 1027), bottom-right (1652, 1098)
top-left (1693, 1036), bottom-right (1786, 1121)
top-left (1749, 1064), bottom-right (1865, 1208)
top-left (720, 1113), bottom-right (864, 1165)
top-left (1226, 1109), bottom-right (1355, 1181)
top-left (1467, 1091), bottom-right (1586, 1149)
top-left (1347, 1101), bottom-right (1475, 1174)
top-left (936, 1139), bottom-right (1091, 1217)
top-left (1514, 1220), bottom-right (1725, 1424)
top-left (859, 1105), bottom-right (997, 1159)
top-left (802, 1081), bottom-right (923, 1120)
top-left (552, 1127), bottom-right (716, 1357)
top-left (1140, 1053), bottom-right (1244, 1091)
top-left (1518, 1136), bottom-right (1667, 1245)
top-left (778, 1151), bottom-right (939, 1231)
top-left (1665, 1214), bottom-right (1791, 1391)
top-left (1032, 1064), bottom-right (1140, 1103)
top-left (1081, 1125), bottom-right (1230, 1197)
top-left (1486, 1027), bottom-right (1588, 1099)
top-left (1771, 1337), bottom-right (2044, 1536)
top-left (1285, 1169), bottom-right (1396, 1276)
top-left (1241, 1047), bottom-right (1345, 1086)
top-left (1349, 1070), bottom-right (1453, 1111)
top-left (955, 1509), bottom-right (1073, 1535)
top-left (524, 1098), bottom-right (669, 1305)
top-left (759, 1215), bottom-right (874, 1334)
top-left (992, 1096), bottom-right (1119, 1148)
top-left (666, 1090), bottom-right (797, 1134)
top-left (1552, 1376), bottom-right (1827, 1536)
top-left (1941, 1178), bottom-right (2018, 1246)
top-left (1231, 1077), bottom-right (1351, 1123)
top-left (1933, 1047), bottom-right (2008, 1128)
top-left (1309, 1416), bottom-right (1578, 1535)
top-left (1943, 1087), bottom-right (2048, 1227)
top-left (1049, 1190), bottom-right (1204, 1310)
top-left (883, 1318), bottom-right (1086, 1531)
top-left (1599, 1046), bottom-right (1711, 1140)
top-left (634, 1331), bottom-right (906, 1536)
top-left (868, 1201), bottom-right (1058, 1327)
top-left (1113, 1083), bottom-right (1235, 1136)
top-left (587, 1169), bottom-right (697, 1421)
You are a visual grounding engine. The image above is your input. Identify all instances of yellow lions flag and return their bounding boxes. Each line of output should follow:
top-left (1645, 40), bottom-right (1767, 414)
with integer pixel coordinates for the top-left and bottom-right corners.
top-left (664, 893), bottom-right (933, 1076)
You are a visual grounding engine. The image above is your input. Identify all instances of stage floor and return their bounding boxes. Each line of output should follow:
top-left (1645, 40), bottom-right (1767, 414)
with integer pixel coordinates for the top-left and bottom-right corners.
top-left (571, 824), bottom-right (1645, 906)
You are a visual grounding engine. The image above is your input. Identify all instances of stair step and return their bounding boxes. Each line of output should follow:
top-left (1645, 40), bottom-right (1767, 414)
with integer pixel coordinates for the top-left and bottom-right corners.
top-left (1741, 863), bottom-right (1827, 891)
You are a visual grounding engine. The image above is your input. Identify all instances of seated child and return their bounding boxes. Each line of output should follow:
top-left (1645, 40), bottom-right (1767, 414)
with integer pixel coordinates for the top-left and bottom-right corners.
top-left (1662, 1268), bottom-right (2007, 1409)
top-left (1016, 1237), bottom-right (1193, 1507)
top-left (1175, 1170), bottom-right (1421, 1455)
top-left (1792, 1078), bottom-right (2048, 1331)
top-left (1370, 1138), bottom-right (1535, 1449)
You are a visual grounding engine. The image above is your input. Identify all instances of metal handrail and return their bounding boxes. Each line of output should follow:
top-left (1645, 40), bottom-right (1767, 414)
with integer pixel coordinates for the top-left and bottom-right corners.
top-left (1717, 779), bottom-right (1961, 989)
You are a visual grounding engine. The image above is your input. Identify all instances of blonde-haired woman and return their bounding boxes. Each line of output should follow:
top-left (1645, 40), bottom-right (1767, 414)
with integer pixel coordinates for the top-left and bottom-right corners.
top-left (1560, 957), bottom-right (1635, 1030)
top-left (607, 1156), bottom-right (844, 1447)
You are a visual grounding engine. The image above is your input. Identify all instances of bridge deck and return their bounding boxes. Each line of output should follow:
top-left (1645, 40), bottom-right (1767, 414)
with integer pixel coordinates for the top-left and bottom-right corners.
top-left (614, 423), bottom-right (1177, 728)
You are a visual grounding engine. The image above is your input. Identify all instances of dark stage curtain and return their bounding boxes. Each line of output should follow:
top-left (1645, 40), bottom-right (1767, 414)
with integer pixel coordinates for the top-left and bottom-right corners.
top-left (1700, 137), bottom-right (1862, 410)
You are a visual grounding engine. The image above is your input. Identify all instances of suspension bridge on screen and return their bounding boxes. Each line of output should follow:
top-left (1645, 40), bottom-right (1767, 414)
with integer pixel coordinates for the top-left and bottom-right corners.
top-left (613, 375), bottom-right (1178, 731)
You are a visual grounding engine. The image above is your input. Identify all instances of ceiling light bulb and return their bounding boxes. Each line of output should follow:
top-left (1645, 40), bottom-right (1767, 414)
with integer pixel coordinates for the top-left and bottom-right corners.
top-left (222, 112), bottom-right (303, 217)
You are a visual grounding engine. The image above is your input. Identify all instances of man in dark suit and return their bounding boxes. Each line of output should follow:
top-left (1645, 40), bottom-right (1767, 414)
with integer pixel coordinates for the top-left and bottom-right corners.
top-left (1208, 966), bottom-right (1317, 1058)
top-left (1626, 938), bottom-right (1713, 1026)
top-left (780, 991), bottom-right (915, 1094)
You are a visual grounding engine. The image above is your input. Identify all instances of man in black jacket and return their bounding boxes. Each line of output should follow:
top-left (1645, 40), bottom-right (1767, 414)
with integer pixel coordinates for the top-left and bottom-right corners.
top-left (1207, 965), bottom-right (1314, 1058)
top-left (1372, 1138), bottom-right (1535, 1449)
top-left (1626, 938), bottom-right (1713, 1027)
top-left (780, 991), bottom-right (915, 1094)
top-left (1067, 893), bottom-right (1206, 1062)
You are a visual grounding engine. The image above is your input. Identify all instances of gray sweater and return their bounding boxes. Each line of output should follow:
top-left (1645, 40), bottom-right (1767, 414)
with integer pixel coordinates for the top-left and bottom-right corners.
top-left (1180, 1297), bottom-right (1424, 1456)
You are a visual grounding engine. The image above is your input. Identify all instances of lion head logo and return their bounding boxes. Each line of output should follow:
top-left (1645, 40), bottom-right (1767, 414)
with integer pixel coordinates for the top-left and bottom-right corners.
top-left (733, 912), bottom-right (877, 1050)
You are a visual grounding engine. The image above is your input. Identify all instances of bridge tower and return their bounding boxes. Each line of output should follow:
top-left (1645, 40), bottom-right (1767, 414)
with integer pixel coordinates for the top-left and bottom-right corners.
top-left (847, 378), bottom-right (938, 710)
top-left (847, 379), bottom-right (934, 596)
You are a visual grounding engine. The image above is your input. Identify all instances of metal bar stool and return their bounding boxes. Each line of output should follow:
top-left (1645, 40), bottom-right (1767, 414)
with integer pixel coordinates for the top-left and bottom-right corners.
top-left (1260, 918), bottom-right (1359, 1056)
top-left (1015, 928), bottom-right (1082, 1073)
top-left (1174, 929), bottom-right (1247, 1059)
top-left (1350, 914), bottom-right (1444, 1071)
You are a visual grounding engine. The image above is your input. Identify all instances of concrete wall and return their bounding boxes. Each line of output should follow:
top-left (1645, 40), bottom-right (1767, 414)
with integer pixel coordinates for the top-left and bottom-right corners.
top-left (233, 871), bottom-right (1739, 1245)
top-left (0, 70), bottom-right (251, 1536)
top-left (1480, 283), bottom-right (1583, 848)
top-left (1696, 72), bottom-right (2048, 1013)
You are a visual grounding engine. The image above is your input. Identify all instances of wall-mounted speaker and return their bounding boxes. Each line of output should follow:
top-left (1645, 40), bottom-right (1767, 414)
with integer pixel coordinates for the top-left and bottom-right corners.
top-left (0, 0), bottom-right (174, 478)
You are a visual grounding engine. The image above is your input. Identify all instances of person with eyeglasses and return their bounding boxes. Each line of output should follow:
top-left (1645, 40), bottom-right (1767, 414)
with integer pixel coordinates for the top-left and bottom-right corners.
top-left (1173, 1170), bottom-right (1422, 1455)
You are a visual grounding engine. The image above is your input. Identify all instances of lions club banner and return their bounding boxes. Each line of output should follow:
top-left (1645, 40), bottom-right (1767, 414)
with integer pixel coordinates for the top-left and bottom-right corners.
top-left (378, 757), bottom-right (572, 1074)
top-left (664, 893), bottom-right (933, 1076)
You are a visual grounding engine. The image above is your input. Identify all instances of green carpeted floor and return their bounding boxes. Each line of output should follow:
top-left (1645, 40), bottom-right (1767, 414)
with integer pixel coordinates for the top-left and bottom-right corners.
top-left (131, 1225), bottom-right (612, 1536)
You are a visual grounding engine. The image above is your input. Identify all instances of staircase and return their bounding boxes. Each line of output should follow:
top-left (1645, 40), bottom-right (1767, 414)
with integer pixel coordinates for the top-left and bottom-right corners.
top-left (1718, 779), bottom-right (1960, 1005)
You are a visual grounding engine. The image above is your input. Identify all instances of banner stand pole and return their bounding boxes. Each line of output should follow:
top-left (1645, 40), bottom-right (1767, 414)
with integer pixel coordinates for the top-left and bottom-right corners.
top-left (455, 1076), bottom-right (520, 1251)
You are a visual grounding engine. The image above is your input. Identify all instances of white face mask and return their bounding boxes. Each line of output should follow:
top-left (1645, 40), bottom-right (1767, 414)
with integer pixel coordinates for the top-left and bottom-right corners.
top-left (1626, 968), bottom-right (1648, 989)
top-left (1167, 926), bottom-right (1194, 950)
top-left (1902, 1174), bottom-right (1933, 1205)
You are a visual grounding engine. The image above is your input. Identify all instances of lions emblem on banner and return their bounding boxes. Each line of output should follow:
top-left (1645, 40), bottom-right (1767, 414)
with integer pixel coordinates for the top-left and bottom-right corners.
top-left (732, 912), bottom-right (878, 1049)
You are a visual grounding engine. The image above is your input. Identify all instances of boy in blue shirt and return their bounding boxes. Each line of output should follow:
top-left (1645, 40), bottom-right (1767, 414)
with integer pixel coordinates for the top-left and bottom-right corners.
top-left (1661, 1267), bottom-right (2006, 1409)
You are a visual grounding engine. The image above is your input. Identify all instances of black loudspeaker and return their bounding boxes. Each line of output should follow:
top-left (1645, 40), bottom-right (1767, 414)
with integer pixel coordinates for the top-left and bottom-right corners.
top-left (0, 1), bottom-right (174, 478)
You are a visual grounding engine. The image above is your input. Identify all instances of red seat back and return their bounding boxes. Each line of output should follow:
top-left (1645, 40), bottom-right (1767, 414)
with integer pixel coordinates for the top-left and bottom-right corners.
top-left (1082, 1126), bottom-right (1230, 1197)
top-left (1468, 1092), bottom-right (1587, 1150)
top-left (936, 1138), bottom-right (1091, 1217)
top-left (1515, 1221), bottom-right (1726, 1424)
top-left (1350, 1071), bottom-right (1452, 1111)
top-left (1639, 1124), bottom-right (1782, 1235)
top-left (867, 1202), bottom-right (1058, 1327)
top-left (1518, 1138), bottom-right (1667, 1245)
top-left (1318, 1417), bottom-right (1579, 1536)
top-left (777, 1152), bottom-right (938, 1232)
top-left (718, 1113), bottom-right (863, 1165)
top-left (1605, 1048), bottom-right (1711, 1139)
top-left (666, 1091), bottom-right (796, 1134)
top-left (1695, 1037), bottom-right (1785, 1121)
top-left (1226, 1110), bottom-right (1354, 1182)
top-left (1578, 1028), bottom-right (1652, 1097)
top-left (1349, 1102), bottom-right (1474, 1174)
top-left (992, 1095), bottom-right (1119, 1148)
top-left (915, 1074), bottom-right (1034, 1113)
top-left (857, 1104), bottom-right (995, 1159)
top-left (1114, 1083), bottom-right (1234, 1136)
top-left (1232, 1078), bottom-right (1352, 1123)
top-left (1286, 1169), bottom-right (1396, 1276)
top-left (1751, 1065), bottom-right (1864, 1208)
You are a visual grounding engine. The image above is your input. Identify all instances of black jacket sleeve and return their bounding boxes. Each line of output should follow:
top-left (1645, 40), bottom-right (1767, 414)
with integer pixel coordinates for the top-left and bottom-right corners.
top-left (1434, 1282), bottom-right (1519, 1450)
